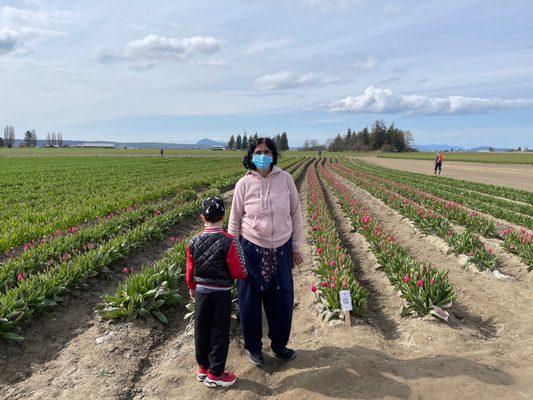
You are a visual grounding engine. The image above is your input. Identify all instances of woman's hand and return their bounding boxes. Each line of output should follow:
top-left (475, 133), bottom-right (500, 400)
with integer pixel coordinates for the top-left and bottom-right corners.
top-left (292, 250), bottom-right (305, 266)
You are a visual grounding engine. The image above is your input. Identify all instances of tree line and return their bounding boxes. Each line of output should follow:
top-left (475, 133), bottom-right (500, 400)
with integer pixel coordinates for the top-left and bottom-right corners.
top-left (328, 120), bottom-right (414, 152)
top-left (1, 125), bottom-right (65, 148)
top-left (227, 132), bottom-right (289, 151)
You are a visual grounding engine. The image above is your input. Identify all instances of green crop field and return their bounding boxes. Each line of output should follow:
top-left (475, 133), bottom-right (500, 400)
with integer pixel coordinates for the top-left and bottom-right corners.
top-left (0, 153), bottom-right (309, 340)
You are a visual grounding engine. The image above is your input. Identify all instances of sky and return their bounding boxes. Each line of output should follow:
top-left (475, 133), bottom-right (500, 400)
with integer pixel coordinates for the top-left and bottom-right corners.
top-left (1, 0), bottom-right (532, 148)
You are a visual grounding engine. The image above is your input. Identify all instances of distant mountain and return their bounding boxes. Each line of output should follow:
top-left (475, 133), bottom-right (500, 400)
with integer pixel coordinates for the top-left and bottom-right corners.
top-left (467, 146), bottom-right (510, 152)
top-left (414, 144), bottom-right (464, 152)
top-left (196, 138), bottom-right (226, 147)
top-left (414, 144), bottom-right (513, 152)
top-left (12, 138), bottom-right (227, 149)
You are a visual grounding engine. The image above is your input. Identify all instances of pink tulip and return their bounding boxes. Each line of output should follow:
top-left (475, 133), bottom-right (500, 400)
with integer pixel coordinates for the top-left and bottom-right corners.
top-left (430, 278), bottom-right (436, 286)
top-left (403, 275), bottom-right (410, 283)
top-left (316, 248), bottom-right (323, 255)
top-left (329, 282), bottom-right (335, 288)
top-left (16, 272), bottom-right (26, 282)
top-left (169, 237), bottom-right (177, 243)
top-left (328, 260), bottom-right (335, 267)
top-left (122, 267), bottom-right (130, 274)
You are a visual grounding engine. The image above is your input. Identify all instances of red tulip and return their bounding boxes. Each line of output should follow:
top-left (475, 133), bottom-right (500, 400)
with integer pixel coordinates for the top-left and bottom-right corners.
top-left (321, 281), bottom-right (328, 288)
top-left (316, 248), bottom-right (323, 255)
top-left (310, 284), bottom-right (317, 293)
top-left (417, 280), bottom-right (424, 287)
top-left (170, 237), bottom-right (177, 243)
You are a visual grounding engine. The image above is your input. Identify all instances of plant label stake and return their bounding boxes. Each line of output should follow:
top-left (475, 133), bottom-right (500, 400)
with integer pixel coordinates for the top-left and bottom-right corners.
top-left (339, 290), bottom-right (352, 326)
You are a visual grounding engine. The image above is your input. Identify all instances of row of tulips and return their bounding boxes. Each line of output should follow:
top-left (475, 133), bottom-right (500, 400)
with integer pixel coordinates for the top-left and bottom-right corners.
top-left (0, 191), bottom-right (215, 341)
top-left (98, 241), bottom-right (187, 323)
top-left (318, 161), bottom-right (455, 321)
top-left (501, 228), bottom-right (533, 271)
top-left (351, 159), bottom-right (533, 230)
top-left (330, 161), bottom-right (498, 271)
top-left (0, 190), bottom-right (198, 293)
top-left (98, 157), bottom-right (312, 324)
top-left (307, 162), bottom-right (368, 319)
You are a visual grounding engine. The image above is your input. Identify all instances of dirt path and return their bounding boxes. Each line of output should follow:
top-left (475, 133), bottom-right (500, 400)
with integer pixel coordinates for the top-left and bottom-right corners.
top-left (362, 157), bottom-right (533, 192)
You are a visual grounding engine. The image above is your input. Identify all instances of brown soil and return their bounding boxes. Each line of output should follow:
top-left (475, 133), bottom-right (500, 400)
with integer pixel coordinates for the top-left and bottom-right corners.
top-left (362, 157), bottom-right (533, 192)
top-left (1, 170), bottom-right (532, 399)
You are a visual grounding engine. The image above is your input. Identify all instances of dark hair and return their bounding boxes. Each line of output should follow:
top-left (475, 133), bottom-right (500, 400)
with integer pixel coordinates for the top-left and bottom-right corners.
top-left (201, 196), bottom-right (225, 222)
top-left (242, 137), bottom-right (279, 170)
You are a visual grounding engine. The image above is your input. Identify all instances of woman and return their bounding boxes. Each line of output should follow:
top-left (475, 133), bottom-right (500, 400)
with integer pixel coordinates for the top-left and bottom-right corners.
top-left (228, 138), bottom-right (304, 367)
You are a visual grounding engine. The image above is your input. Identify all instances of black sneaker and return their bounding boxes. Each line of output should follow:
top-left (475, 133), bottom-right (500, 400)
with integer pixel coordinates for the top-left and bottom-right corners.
top-left (248, 351), bottom-right (264, 367)
top-left (274, 347), bottom-right (296, 361)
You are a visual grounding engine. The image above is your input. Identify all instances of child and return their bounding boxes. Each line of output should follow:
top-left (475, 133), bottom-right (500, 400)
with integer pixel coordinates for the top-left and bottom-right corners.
top-left (185, 196), bottom-right (248, 388)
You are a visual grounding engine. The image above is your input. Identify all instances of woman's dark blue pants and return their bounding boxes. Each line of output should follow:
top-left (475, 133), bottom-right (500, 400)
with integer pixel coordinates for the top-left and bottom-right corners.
top-left (237, 238), bottom-right (294, 355)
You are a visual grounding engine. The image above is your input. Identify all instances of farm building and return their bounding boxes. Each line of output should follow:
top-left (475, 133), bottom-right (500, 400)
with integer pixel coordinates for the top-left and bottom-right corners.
top-left (78, 143), bottom-right (116, 148)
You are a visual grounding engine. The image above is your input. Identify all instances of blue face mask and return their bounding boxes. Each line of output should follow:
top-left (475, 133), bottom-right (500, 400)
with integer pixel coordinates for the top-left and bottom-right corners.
top-left (252, 154), bottom-right (273, 171)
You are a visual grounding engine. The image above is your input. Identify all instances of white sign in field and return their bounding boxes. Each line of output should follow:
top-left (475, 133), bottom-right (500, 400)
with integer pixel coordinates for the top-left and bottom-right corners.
top-left (339, 290), bottom-right (353, 311)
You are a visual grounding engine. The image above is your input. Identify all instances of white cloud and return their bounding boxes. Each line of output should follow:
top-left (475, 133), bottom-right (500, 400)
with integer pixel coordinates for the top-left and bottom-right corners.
top-left (329, 86), bottom-right (533, 115)
top-left (125, 35), bottom-right (220, 60)
top-left (0, 28), bottom-right (19, 55)
top-left (246, 39), bottom-right (289, 54)
top-left (0, 6), bottom-right (70, 56)
top-left (353, 55), bottom-right (379, 72)
top-left (95, 34), bottom-right (221, 66)
top-left (255, 71), bottom-right (316, 90)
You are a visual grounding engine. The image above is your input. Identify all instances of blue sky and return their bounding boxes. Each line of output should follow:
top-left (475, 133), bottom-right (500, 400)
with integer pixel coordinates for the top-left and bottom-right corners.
top-left (1, 0), bottom-right (532, 147)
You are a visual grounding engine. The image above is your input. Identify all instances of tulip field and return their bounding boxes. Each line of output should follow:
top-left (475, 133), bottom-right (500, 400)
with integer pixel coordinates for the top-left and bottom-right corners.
top-left (1, 151), bottom-right (532, 399)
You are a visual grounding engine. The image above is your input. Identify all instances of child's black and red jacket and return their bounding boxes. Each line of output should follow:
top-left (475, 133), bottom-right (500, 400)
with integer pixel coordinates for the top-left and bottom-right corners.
top-left (186, 226), bottom-right (248, 291)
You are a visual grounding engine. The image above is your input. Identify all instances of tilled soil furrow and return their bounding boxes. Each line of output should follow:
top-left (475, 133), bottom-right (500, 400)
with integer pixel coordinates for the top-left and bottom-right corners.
top-left (317, 168), bottom-right (402, 341)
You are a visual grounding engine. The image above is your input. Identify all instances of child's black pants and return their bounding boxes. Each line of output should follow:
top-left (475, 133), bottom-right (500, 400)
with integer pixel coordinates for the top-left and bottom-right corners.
top-left (194, 290), bottom-right (231, 376)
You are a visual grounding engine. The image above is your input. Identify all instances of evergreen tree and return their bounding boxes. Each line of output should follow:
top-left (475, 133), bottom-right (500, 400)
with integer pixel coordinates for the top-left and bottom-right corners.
top-left (31, 130), bottom-right (37, 147)
top-left (24, 131), bottom-right (32, 147)
top-left (236, 134), bottom-right (242, 150)
top-left (0, 137), bottom-right (4, 147)
top-left (228, 134), bottom-right (235, 150)
top-left (242, 133), bottom-right (248, 149)
top-left (253, 133), bottom-right (258, 143)
top-left (280, 132), bottom-right (289, 151)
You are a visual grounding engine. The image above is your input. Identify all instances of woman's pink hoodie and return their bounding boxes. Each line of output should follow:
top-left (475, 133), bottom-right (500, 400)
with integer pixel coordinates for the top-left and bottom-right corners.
top-left (228, 166), bottom-right (303, 251)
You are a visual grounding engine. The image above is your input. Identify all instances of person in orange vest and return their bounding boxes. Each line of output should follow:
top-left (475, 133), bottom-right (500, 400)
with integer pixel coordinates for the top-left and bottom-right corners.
top-left (434, 151), bottom-right (444, 175)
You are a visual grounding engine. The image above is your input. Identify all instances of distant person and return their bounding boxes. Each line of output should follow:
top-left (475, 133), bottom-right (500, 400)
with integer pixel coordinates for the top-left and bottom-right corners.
top-left (160, 148), bottom-right (164, 157)
top-left (318, 149), bottom-right (322, 158)
top-left (435, 150), bottom-right (444, 175)
top-left (186, 196), bottom-right (248, 388)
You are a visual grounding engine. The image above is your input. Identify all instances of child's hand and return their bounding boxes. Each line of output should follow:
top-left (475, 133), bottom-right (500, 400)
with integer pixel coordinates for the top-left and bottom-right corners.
top-left (189, 290), bottom-right (195, 299)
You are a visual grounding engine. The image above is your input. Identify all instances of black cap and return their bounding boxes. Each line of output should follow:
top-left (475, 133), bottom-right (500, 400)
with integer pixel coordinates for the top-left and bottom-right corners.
top-left (201, 196), bottom-right (225, 222)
